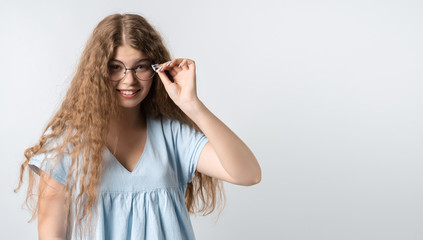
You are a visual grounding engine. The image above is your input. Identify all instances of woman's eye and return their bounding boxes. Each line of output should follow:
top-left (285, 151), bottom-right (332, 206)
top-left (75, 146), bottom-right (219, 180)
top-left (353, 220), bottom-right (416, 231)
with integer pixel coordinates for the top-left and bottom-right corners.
top-left (108, 65), bottom-right (121, 71)
top-left (137, 64), bottom-right (148, 70)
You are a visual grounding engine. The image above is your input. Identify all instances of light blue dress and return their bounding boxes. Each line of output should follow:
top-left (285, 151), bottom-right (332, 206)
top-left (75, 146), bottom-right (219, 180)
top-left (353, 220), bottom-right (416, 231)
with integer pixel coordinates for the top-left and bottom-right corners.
top-left (28, 117), bottom-right (208, 240)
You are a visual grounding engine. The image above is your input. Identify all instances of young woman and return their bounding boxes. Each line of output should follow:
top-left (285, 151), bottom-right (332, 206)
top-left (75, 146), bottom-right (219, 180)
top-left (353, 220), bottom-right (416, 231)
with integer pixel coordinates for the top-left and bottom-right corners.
top-left (15, 13), bottom-right (261, 239)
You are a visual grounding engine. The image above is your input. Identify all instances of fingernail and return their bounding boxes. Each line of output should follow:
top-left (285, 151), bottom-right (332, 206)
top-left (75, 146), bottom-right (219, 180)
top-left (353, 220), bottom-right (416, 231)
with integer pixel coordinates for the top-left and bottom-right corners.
top-left (178, 62), bottom-right (183, 68)
top-left (152, 64), bottom-right (160, 72)
top-left (166, 61), bottom-right (172, 66)
top-left (157, 66), bottom-right (163, 72)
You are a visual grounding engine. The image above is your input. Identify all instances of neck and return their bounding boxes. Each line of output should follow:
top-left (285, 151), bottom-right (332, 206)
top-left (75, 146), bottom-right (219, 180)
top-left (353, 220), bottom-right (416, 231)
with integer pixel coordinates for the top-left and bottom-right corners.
top-left (111, 106), bottom-right (145, 131)
top-left (106, 106), bottom-right (146, 153)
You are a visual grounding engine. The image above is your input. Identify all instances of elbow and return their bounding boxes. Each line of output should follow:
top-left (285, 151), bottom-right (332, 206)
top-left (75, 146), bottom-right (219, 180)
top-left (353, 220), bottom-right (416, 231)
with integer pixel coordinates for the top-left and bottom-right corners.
top-left (241, 171), bottom-right (261, 186)
top-left (251, 173), bottom-right (262, 185)
top-left (251, 164), bottom-right (262, 185)
top-left (247, 164), bottom-right (262, 186)
top-left (255, 173), bottom-right (262, 184)
top-left (249, 157), bottom-right (261, 185)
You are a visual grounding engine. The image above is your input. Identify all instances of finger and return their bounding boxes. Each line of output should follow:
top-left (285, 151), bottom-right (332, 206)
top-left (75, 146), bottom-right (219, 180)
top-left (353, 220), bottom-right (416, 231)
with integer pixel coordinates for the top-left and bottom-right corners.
top-left (161, 59), bottom-right (183, 73)
top-left (178, 59), bottom-right (189, 71)
top-left (169, 60), bottom-right (183, 73)
top-left (173, 58), bottom-right (184, 67)
top-left (157, 69), bottom-right (173, 87)
top-left (169, 69), bottom-right (178, 77)
top-left (153, 60), bottom-right (174, 72)
top-left (152, 63), bottom-right (161, 72)
top-left (156, 60), bottom-right (172, 72)
top-left (187, 59), bottom-right (195, 71)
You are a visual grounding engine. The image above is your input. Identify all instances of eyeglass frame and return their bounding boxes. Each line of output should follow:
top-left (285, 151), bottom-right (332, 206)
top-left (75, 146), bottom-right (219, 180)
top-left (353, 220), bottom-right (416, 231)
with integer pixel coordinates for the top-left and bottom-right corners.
top-left (107, 59), bottom-right (158, 82)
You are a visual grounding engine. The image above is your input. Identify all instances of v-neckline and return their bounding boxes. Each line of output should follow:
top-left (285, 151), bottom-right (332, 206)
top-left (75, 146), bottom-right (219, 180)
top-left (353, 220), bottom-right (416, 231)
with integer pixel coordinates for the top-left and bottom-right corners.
top-left (106, 118), bottom-right (149, 174)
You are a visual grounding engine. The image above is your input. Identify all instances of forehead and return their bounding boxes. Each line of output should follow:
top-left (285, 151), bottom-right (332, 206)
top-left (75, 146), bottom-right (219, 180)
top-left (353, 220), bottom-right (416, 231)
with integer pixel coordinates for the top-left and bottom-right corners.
top-left (111, 44), bottom-right (148, 64)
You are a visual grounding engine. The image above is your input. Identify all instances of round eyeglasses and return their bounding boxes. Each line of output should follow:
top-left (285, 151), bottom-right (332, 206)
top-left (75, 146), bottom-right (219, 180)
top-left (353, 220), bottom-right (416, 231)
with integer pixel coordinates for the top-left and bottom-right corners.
top-left (107, 59), bottom-right (156, 81)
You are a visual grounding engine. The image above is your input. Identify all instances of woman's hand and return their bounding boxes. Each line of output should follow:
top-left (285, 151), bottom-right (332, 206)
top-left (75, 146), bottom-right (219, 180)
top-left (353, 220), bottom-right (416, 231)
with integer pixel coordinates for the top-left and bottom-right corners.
top-left (155, 58), bottom-right (261, 186)
top-left (155, 58), bottom-right (199, 110)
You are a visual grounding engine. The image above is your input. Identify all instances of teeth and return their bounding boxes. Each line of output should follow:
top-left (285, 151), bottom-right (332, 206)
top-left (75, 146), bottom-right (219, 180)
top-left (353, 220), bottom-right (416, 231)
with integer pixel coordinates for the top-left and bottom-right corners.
top-left (121, 90), bottom-right (137, 95)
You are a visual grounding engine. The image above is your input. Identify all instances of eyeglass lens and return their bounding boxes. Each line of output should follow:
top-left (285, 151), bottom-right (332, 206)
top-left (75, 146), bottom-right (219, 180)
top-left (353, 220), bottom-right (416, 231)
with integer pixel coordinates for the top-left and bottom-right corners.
top-left (108, 60), bottom-right (155, 81)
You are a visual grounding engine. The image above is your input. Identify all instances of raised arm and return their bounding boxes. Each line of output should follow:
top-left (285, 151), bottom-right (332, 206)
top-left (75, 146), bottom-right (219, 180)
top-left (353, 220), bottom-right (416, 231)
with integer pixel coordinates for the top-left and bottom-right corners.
top-left (38, 171), bottom-right (67, 240)
top-left (156, 59), bottom-right (261, 186)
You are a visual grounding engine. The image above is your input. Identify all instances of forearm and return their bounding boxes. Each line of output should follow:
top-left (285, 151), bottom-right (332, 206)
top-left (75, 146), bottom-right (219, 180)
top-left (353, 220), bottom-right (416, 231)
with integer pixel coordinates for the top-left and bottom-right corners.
top-left (182, 100), bottom-right (261, 184)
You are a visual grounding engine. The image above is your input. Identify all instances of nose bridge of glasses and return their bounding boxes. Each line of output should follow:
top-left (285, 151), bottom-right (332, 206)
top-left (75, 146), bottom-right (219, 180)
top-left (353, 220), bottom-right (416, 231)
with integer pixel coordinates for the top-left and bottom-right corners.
top-left (119, 67), bottom-right (136, 82)
top-left (125, 67), bottom-right (136, 74)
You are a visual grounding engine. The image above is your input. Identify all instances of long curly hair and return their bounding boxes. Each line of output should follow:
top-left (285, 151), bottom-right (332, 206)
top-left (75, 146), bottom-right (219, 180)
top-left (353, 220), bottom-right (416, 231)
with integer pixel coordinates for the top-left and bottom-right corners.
top-left (14, 13), bottom-right (225, 239)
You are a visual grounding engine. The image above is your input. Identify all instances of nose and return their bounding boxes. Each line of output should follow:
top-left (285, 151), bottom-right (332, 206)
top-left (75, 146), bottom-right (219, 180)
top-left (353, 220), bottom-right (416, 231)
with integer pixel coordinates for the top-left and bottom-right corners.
top-left (122, 69), bottom-right (138, 84)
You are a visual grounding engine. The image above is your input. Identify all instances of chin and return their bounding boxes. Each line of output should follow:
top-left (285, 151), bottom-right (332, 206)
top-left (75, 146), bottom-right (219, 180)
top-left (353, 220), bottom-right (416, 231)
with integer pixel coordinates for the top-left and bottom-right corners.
top-left (115, 91), bottom-right (146, 108)
top-left (118, 103), bottom-right (142, 109)
top-left (117, 98), bottom-right (143, 108)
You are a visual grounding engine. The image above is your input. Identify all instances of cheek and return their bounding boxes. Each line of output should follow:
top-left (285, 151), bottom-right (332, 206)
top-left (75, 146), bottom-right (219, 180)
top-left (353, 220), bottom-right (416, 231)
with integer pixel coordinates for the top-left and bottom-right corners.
top-left (142, 81), bottom-right (154, 93)
top-left (110, 81), bottom-right (118, 89)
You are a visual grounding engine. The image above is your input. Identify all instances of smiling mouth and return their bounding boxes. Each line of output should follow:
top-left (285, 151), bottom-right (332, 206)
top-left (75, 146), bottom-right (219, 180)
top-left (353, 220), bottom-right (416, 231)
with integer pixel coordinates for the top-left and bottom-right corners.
top-left (117, 89), bottom-right (141, 95)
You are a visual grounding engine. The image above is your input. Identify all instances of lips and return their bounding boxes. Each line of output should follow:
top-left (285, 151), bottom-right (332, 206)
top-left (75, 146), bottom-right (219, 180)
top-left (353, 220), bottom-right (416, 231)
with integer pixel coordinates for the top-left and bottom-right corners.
top-left (117, 89), bottom-right (140, 94)
top-left (116, 89), bottom-right (141, 98)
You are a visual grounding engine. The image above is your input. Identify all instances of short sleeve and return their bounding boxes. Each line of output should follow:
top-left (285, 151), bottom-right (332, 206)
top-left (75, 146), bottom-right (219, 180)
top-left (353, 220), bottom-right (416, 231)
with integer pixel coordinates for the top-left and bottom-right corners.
top-left (28, 130), bottom-right (71, 186)
top-left (171, 120), bottom-right (208, 183)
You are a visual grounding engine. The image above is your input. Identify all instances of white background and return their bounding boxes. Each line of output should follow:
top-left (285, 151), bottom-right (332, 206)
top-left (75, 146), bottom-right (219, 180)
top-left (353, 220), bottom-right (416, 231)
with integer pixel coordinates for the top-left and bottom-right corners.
top-left (1, 0), bottom-right (422, 239)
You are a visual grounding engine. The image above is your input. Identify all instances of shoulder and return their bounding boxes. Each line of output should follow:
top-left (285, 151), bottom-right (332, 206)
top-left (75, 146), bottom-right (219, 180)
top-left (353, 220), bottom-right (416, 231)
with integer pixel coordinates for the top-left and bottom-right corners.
top-left (148, 116), bottom-right (185, 133)
top-left (147, 116), bottom-right (201, 140)
top-left (39, 127), bottom-right (67, 151)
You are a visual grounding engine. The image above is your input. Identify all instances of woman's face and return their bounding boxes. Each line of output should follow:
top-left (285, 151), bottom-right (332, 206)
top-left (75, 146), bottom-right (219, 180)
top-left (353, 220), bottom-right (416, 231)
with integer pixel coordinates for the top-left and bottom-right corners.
top-left (108, 44), bottom-right (154, 109)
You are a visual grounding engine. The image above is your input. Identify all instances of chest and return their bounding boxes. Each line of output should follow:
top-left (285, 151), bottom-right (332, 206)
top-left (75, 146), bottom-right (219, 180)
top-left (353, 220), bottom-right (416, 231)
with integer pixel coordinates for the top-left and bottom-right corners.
top-left (108, 129), bottom-right (147, 172)
top-left (101, 129), bottom-right (180, 191)
top-left (111, 134), bottom-right (146, 173)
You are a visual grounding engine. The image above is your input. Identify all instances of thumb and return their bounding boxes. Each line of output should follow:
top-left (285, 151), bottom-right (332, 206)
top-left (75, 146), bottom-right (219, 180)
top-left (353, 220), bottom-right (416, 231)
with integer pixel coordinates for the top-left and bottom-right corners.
top-left (157, 71), bottom-right (179, 100)
top-left (157, 70), bottom-right (172, 88)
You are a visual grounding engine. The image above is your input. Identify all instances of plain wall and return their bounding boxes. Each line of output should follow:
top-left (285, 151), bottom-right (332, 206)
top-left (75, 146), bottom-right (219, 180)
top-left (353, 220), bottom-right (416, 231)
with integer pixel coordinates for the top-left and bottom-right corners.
top-left (1, 0), bottom-right (422, 239)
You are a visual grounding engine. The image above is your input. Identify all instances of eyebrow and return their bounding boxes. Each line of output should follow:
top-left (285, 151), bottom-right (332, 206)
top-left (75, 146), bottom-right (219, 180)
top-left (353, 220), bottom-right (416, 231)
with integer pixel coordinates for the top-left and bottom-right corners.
top-left (109, 58), bottom-right (151, 64)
